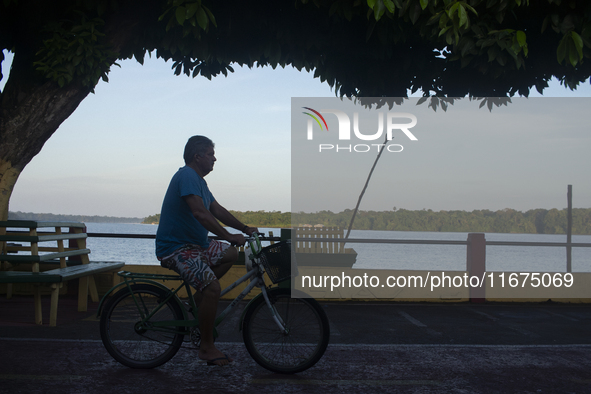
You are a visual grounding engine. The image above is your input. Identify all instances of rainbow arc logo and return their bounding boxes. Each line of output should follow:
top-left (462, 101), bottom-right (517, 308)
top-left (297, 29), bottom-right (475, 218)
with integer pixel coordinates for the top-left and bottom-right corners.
top-left (302, 107), bottom-right (328, 131)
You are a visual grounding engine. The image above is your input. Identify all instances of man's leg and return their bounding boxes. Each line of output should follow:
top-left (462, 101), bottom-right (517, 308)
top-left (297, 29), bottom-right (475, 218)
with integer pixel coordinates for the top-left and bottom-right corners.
top-left (197, 279), bottom-right (233, 365)
top-left (192, 246), bottom-right (238, 307)
top-left (161, 244), bottom-right (238, 366)
top-left (212, 245), bottom-right (238, 278)
top-left (196, 245), bottom-right (239, 366)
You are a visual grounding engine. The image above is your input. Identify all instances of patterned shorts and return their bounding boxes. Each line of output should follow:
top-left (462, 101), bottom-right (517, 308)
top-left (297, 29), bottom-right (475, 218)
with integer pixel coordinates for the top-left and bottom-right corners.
top-left (158, 240), bottom-right (231, 291)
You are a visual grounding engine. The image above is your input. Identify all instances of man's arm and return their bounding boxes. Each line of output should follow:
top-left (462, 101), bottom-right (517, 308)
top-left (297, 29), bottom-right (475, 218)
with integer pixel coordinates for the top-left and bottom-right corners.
top-left (183, 195), bottom-right (246, 245)
top-left (210, 200), bottom-right (259, 236)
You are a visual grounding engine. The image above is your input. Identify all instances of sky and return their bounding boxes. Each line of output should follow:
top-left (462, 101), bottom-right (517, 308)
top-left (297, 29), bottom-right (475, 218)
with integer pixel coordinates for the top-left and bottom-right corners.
top-left (1, 51), bottom-right (330, 217)
top-left (1, 50), bottom-right (591, 218)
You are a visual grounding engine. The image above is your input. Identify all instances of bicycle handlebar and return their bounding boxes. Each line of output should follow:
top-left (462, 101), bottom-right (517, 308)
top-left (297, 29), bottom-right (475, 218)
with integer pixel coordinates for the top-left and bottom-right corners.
top-left (229, 232), bottom-right (264, 244)
top-left (229, 232), bottom-right (265, 254)
top-left (245, 232), bottom-right (264, 254)
top-left (245, 232), bottom-right (265, 240)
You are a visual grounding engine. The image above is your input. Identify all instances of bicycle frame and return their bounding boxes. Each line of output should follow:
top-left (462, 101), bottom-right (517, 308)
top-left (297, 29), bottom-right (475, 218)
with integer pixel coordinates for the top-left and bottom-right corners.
top-left (98, 235), bottom-right (288, 337)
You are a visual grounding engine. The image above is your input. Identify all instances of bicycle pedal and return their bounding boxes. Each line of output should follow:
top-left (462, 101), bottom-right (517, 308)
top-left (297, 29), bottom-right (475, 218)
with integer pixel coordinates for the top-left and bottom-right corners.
top-left (190, 327), bottom-right (201, 349)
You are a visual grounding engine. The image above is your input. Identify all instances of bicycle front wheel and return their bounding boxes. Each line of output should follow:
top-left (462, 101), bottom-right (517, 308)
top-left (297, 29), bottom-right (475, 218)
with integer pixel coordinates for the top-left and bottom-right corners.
top-left (100, 284), bottom-right (185, 369)
top-left (242, 288), bottom-right (330, 373)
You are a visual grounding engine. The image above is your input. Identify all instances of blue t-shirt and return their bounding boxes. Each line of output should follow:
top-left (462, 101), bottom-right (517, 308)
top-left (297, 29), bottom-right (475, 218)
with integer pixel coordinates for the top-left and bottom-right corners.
top-left (155, 166), bottom-right (215, 257)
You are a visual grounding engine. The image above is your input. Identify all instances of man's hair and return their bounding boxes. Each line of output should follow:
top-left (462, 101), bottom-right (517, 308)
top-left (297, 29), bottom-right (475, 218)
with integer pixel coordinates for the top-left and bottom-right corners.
top-left (184, 136), bottom-right (214, 164)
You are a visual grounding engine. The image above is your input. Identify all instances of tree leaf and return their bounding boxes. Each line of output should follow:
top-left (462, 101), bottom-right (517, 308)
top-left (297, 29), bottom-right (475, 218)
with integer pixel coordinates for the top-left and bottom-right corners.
top-left (488, 46), bottom-right (499, 62)
top-left (427, 11), bottom-right (442, 25)
top-left (438, 12), bottom-right (448, 29)
top-left (516, 30), bottom-right (526, 47)
top-left (175, 6), bottom-right (186, 26)
top-left (458, 4), bottom-right (468, 28)
top-left (373, 0), bottom-right (385, 20)
top-left (569, 42), bottom-right (579, 66)
top-left (557, 34), bottom-right (568, 64)
top-left (196, 6), bottom-right (208, 30)
top-left (445, 30), bottom-right (453, 45)
top-left (204, 7), bottom-right (217, 28)
top-left (571, 31), bottom-right (584, 58)
top-left (447, 3), bottom-right (458, 20)
top-left (186, 3), bottom-right (199, 18)
top-left (383, 0), bottom-right (395, 13)
top-left (409, 2), bottom-right (421, 24)
top-left (463, 3), bottom-right (478, 16)
top-left (438, 25), bottom-right (450, 37)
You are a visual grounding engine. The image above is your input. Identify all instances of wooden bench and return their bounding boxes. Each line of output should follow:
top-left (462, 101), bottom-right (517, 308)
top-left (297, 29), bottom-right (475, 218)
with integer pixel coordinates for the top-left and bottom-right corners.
top-left (0, 220), bottom-right (124, 326)
top-left (294, 226), bottom-right (346, 254)
top-left (293, 226), bottom-right (357, 267)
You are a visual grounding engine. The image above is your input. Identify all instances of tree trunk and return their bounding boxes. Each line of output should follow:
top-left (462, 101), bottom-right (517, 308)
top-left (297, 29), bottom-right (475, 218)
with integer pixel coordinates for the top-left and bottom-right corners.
top-left (0, 50), bottom-right (92, 220)
top-left (0, 0), bottom-right (159, 221)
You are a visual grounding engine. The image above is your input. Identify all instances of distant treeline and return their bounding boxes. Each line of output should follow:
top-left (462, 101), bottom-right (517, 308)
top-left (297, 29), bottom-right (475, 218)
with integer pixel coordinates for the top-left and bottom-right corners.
top-left (142, 208), bottom-right (591, 235)
top-left (142, 211), bottom-right (291, 228)
top-left (8, 211), bottom-right (143, 224)
top-left (229, 211), bottom-right (292, 228)
top-left (293, 208), bottom-right (591, 235)
top-left (143, 214), bottom-right (161, 224)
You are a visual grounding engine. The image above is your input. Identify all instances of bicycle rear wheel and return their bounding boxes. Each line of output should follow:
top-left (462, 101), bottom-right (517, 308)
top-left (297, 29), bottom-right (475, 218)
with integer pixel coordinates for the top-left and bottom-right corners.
top-left (242, 288), bottom-right (330, 373)
top-left (100, 284), bottom-right (185, 369)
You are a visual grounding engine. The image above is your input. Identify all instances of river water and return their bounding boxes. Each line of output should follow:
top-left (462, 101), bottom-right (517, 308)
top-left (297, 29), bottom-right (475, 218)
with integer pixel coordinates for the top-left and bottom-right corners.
top-left (84, 223), bottom-right (591, 272)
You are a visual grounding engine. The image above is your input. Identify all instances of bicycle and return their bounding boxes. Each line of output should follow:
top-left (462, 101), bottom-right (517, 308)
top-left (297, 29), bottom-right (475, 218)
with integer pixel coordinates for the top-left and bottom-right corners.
top-left (97, 233), bottom-right (330, 374)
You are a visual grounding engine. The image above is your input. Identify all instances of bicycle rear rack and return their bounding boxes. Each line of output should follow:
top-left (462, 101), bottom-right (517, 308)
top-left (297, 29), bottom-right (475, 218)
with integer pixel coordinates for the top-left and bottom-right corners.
top-left (117, 270), bottom-right (182, 282)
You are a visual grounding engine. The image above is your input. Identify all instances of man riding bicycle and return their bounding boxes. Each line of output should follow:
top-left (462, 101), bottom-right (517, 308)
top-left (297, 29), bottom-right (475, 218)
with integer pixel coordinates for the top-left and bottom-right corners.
top-left (156, 135), bottom-right (258, 366)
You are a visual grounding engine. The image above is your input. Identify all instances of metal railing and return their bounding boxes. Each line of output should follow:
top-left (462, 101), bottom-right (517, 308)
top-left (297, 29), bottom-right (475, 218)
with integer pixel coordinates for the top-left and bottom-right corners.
top-left (295, 237), bottom-right (591, 248)
top-left (9, 230), bottom-right (591, 273)
top-left (86, 232), bottom-right (282, 242)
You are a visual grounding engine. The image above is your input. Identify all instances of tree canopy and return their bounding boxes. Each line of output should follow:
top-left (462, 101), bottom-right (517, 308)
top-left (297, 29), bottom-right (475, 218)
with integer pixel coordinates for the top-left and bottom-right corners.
top-left (1, 0), bottom-right (591, 219)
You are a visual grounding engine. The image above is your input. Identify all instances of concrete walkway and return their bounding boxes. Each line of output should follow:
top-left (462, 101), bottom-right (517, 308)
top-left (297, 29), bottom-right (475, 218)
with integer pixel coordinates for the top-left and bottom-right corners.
top-left (1, 296), bottom-right (591, 393)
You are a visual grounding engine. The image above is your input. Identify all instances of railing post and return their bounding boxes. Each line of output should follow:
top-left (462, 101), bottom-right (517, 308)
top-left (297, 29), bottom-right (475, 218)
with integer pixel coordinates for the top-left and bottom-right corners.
top-left (567, 184), bottom-right (572, 272)
top-left (68, 225), bottom-right (87, 264)
top-left (467, 233), bottom-right (486, 303)
top-left (280, 228), bottom-right (292, 241)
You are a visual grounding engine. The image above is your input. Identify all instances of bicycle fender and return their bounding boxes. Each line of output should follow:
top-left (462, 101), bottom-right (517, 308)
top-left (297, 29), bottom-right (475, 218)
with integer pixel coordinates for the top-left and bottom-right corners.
top-left (96, 279), bottom-right (182, 318)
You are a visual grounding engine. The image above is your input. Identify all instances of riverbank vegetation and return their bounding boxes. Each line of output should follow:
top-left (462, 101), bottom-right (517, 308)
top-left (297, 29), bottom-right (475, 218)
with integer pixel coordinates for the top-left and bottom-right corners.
top-left (292, 208), bottom-right (591, 235)
top-left (142, 208), bottom-right (591, 235)
top-left (8, 211), bottom-right (143, 223)
top-left (142, 211), bottom-right (291, 228)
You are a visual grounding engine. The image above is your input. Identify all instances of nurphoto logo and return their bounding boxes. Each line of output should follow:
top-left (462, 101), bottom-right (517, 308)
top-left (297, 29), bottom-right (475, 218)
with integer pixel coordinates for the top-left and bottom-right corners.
top-left (302, 107), bottom-right (418, 153)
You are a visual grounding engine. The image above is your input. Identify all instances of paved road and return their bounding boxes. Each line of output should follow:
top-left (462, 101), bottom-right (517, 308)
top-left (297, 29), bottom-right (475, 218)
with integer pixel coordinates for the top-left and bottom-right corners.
top-left (1, 297), bottom-right (591, 393)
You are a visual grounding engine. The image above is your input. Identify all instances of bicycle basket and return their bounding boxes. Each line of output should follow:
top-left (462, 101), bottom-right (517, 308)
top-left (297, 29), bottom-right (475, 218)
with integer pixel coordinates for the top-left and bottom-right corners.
top-left (258, 240), bottom-right (296, 284)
